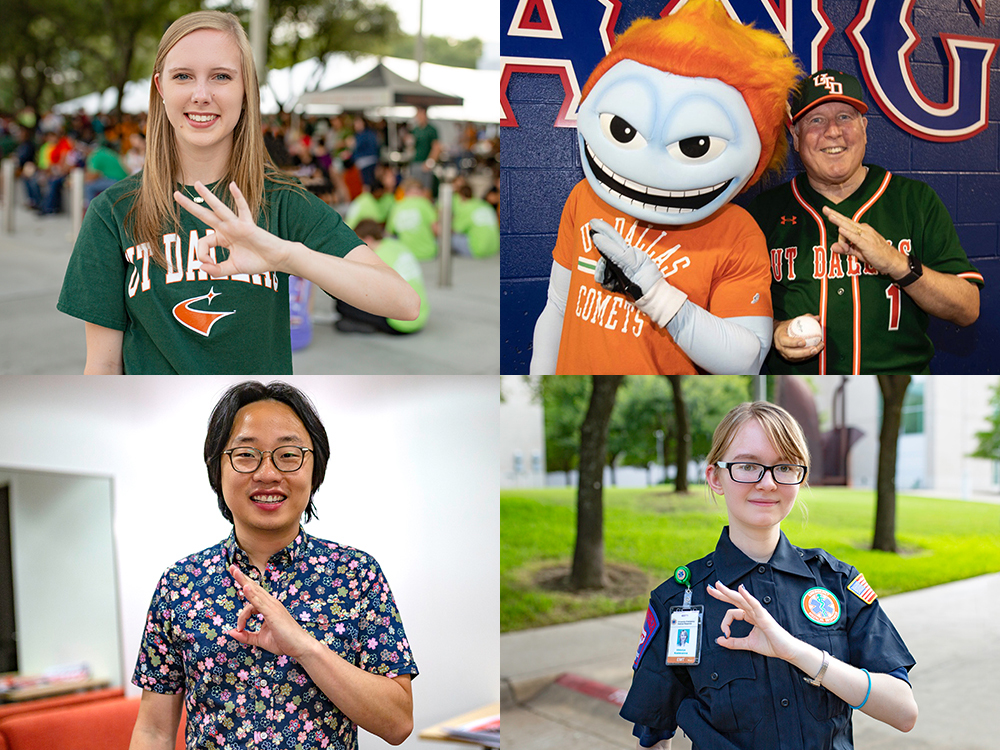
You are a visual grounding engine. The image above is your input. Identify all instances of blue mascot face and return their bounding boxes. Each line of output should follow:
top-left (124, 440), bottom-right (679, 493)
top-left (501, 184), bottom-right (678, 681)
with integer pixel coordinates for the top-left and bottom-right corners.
top-left (577, 60), bottom-right (762, 225)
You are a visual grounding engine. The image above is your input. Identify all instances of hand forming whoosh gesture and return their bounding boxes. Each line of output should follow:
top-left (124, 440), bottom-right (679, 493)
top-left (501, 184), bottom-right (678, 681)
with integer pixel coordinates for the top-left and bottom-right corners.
top-left (707, 581), bottom-right (799, 662)
top-left (174, 181), bottom-right (292, 278)
top-left (228, 564), bottom-right (313, 659)
top-left (822, 205), bottom-right (909, 280)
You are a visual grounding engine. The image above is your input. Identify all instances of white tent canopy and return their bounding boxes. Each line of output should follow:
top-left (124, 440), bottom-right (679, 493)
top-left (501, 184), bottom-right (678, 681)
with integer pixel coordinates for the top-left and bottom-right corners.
top-left (54, 54), bottom-right (500, 124)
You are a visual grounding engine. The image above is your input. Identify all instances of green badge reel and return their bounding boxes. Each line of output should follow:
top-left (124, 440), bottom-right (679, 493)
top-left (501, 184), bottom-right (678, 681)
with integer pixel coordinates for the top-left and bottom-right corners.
top-left (667, 565), bottom-right (703, 665)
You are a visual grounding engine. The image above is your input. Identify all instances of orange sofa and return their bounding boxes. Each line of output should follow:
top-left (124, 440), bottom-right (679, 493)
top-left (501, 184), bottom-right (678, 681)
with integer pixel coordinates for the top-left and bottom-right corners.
top-left (0, 692), bottom-right (185, 750)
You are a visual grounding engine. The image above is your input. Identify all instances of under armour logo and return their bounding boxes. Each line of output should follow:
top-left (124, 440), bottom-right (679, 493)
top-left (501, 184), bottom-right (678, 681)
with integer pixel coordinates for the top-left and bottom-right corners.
top-left (781, 215), bottom-right (797, 225)
top-left (813, 73), bottom-right (843, 95)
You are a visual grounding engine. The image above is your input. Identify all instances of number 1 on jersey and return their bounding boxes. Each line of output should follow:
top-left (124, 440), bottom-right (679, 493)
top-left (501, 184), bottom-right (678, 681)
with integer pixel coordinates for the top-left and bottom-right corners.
top-left (886, 284), bottom-right (901, 331)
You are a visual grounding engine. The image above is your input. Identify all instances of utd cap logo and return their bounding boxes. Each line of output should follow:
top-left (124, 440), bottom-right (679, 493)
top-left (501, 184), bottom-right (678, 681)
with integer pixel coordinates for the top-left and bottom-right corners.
top-left (813, 73), bottom-right (843, 95)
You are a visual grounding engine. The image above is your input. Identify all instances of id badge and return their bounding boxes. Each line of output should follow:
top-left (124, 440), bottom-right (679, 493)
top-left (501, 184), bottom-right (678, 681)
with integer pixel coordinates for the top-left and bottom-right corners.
top-left (667, 605), bottom-right (703, 665)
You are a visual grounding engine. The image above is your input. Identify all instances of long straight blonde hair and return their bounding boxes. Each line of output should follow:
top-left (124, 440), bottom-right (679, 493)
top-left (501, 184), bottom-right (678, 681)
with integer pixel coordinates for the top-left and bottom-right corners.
top-left (126, 10), bottom-right (298, 269)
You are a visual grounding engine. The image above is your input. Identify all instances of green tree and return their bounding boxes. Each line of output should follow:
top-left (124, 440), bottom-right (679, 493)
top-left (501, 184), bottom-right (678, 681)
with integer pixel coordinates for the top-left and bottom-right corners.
top-left (387, 34), bottom-right (483, 69)
top-left (0, 0), bottom-right (77, 114)
top-left (668, 375), bottom-right (690, 492)
top-left (683, 376), bottom-right (755, 459)
top-left (971, 379), bottom-right (1000, 461)
top-left (570, 375), bottom-right (623, 590)
top-left (258, 0), bottom-right (400, 109)
top-left (606, 376), bottom-right (674, 482)
top-left (873, 375), bottom-right (910, 552)
top-left (540, 376), bottom-right (589, 483)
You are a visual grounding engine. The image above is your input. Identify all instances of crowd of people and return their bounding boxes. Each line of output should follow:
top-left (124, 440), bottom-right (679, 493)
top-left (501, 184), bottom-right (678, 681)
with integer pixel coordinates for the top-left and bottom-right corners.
top-left (0, 104), bottom-right (499, 341)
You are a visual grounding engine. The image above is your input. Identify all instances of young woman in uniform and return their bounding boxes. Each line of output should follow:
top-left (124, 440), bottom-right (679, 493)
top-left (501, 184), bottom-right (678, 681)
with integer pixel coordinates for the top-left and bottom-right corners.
top-left (58, 11), bottom-right (419, 374)
top-left (621, 401), bottom-right (918, 749)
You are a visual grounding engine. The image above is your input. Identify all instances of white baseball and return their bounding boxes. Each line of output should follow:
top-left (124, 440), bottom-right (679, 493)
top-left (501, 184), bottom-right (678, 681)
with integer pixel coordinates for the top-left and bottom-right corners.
top-left (788, 315), bottom-right (823, 347)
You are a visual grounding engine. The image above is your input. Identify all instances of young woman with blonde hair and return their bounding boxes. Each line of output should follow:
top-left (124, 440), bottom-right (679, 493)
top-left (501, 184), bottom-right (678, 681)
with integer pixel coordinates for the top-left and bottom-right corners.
top-left (58, 10), bottom-right (419, 374)
top-left (621, 401), bottom-right (918, 749)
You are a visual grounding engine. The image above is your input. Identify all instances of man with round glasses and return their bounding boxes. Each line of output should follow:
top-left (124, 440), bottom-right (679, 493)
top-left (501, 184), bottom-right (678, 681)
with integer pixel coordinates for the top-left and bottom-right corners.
top-left (129, 381), bottom-right (417, 750)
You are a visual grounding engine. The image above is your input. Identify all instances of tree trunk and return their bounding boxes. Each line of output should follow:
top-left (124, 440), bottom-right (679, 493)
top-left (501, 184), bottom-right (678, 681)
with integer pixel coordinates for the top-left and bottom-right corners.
top-left (873, 375), bottom-right (910, 552)
top-left (570, 375), bottom-right (623, 591)
top-left (668, 375), bottom-right (690, 493)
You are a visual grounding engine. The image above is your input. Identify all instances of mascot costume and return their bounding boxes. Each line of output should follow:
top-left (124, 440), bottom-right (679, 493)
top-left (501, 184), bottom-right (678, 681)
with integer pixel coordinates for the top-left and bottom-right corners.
top-left (529, 0), bottom-right (801, 374)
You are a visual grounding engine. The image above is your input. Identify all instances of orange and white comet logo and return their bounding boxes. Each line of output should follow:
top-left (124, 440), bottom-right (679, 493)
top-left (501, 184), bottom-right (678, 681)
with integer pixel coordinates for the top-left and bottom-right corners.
top-left (172, 287), bottom-right (235, 337)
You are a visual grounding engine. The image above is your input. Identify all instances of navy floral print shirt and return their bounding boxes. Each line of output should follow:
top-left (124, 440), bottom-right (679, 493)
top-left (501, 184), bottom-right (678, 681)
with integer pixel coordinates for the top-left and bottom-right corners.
top-left (133, 529), bottom-right (418, 750)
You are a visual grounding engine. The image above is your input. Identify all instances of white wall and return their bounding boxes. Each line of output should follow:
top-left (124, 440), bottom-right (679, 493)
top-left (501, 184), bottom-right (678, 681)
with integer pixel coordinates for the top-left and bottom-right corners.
top-left (0, 375), bottom-right (498, 749)
top-left (6, 471), bottom-right (121, 685)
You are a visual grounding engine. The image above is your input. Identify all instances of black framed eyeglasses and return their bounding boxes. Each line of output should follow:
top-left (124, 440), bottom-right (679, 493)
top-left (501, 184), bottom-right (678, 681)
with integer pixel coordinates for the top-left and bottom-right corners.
top-left (716, 461), bottom-right (807, 485)
top-left (222, 446), bottom-right (312, 473)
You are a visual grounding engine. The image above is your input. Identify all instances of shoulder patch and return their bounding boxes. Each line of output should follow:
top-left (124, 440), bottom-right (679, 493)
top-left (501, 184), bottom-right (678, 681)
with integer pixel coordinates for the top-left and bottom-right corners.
top-left (633, 604), bottom-right (660, 670)
top-left (848, 573), bottom-right (878, 605)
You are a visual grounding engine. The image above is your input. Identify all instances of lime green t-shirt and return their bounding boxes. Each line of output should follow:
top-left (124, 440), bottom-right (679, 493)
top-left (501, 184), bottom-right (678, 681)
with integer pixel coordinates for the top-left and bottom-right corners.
top-left (453, 197), bottom-right (499, 258)
top-left (375, 238), bottom-right (429, 333)
top-left (57, 172), bottom-right (362, 374)
top-left (385, 196), bottom-right (437, 260)
top-left (345, 192), bottom-right (395, 228)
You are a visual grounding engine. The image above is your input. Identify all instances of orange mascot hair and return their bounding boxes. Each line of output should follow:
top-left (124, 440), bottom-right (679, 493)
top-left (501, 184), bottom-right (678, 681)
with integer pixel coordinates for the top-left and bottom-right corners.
top-left (581, 0), bottom-right (802, 188)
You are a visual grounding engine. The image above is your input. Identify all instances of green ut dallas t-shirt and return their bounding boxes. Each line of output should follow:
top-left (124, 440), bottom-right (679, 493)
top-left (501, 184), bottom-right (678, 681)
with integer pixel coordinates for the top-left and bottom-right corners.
top-left (58, 173), bottom-right (362, 374)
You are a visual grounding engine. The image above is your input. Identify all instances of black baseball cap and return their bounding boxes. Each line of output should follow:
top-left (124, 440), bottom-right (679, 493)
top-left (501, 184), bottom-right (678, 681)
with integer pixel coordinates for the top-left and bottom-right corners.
top-left (791, 70), bottom-right (868, 123)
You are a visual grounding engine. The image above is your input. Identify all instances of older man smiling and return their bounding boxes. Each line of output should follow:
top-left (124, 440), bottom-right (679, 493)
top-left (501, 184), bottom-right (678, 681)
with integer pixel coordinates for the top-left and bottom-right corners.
top-left (748, 70), bottom-right (983, 374)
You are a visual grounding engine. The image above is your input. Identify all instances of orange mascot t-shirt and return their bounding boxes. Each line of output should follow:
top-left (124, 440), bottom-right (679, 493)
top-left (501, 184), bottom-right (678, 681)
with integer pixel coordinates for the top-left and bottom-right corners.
top-left (553, 180), bottom-right (773, 374)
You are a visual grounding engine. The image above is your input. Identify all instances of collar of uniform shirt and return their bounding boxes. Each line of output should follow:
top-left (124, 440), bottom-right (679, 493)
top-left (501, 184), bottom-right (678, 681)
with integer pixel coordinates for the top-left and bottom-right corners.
top-left (702, 527), bottom-right (816, 587)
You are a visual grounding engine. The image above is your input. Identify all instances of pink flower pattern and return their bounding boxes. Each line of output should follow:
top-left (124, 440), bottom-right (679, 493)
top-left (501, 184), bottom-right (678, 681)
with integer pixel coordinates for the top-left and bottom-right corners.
top-left (133, 530), bottom-right (417, 750)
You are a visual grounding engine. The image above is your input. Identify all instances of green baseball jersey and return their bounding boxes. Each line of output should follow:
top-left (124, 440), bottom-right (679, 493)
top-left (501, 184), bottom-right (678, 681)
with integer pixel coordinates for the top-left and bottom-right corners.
top-left (57, 172), bottom-right (363, 374)
top-left (375, 238), bottom-right (429, 333)
top-left (386, 195), bottom-right (438, 260)
top-left (452, 197), bottom-right (499, 258)
top-left (748, 165), bottom-right (983, 374)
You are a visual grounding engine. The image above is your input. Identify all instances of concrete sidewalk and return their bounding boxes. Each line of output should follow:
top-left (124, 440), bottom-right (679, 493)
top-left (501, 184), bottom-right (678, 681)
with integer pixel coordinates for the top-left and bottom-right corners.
top-left (502, 573), bottom-right (1000, 749)
top-left (0, 201), bottom-right (499, 374)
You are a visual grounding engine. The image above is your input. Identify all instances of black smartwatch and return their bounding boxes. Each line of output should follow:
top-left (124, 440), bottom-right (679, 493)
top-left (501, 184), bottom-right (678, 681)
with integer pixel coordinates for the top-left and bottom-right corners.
top-left (893, 253), bottom-right (923, 288)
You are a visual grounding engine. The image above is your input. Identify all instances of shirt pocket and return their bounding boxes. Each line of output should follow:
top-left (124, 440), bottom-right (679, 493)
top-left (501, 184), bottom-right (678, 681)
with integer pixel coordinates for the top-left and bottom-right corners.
top-left (794, 626), bottom-right (851, 722)
top-left (698, 649), bottom-right (761, 734)
top-left (291, 600), bottom-right (356, 654)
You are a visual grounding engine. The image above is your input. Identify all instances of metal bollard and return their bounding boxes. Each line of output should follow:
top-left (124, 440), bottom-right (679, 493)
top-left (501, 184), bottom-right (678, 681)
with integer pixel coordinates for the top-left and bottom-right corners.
top-left (2, 158), bottom-right (14, 234)
top-left (70, 167), bottom-right (84, 242)
top-left (437, 179), bottom-right (453, 288)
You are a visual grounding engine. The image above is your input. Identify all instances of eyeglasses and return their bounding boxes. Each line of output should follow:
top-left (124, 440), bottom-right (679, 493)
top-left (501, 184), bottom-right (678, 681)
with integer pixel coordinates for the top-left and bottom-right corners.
top-left (221, 446), bottom-right (312, 473)
top-left (716, 461), bottom-right (807, 485)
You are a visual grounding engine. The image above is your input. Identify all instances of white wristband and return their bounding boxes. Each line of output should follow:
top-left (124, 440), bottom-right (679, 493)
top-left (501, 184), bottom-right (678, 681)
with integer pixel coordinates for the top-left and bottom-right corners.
top-left (635, 278), bottom-right (688, 328)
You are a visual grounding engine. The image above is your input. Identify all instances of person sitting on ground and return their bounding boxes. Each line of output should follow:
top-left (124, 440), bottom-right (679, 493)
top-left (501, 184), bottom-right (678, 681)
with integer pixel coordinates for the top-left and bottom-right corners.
top-left (344, 168), bottom-right (397, 229)
top-left (452, 182), bottom-right (498, 258)
top-left (84, 138), bottom-right (128, 210)
top-left (385, 179), bottom-right (438, 261)
top-left (335, 219), bottom-right (429, 335)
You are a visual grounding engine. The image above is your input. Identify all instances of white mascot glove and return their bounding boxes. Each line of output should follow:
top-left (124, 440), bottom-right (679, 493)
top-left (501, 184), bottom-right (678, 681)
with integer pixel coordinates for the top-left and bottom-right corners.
top-left (590, 218), bottom-right (688, 327)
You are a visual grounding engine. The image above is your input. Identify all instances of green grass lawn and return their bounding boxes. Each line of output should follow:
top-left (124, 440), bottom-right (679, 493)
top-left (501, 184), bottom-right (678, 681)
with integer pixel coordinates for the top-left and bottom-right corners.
top-left (501, 486), bottom-right (1000, 632)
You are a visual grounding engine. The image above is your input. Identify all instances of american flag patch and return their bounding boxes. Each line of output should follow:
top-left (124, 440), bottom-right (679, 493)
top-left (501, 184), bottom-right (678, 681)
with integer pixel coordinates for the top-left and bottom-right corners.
top-left (848, 573), bottom-right (877, 605)
top-left (578, 256), bottom-right (597, 275)
top-left (633, 604), bottom-right (659, 669)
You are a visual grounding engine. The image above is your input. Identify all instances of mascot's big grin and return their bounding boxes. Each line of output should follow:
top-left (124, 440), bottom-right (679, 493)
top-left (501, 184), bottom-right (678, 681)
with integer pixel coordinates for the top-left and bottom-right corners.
top-left (584, 141), bottom-right (733, 214)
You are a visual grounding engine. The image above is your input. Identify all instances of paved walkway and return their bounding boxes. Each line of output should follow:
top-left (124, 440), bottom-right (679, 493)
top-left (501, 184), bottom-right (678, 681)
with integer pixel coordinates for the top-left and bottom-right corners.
top-left (0, 200), bottom-right (499, 374)
top-left (502, 572), bottom-right (1000, 749)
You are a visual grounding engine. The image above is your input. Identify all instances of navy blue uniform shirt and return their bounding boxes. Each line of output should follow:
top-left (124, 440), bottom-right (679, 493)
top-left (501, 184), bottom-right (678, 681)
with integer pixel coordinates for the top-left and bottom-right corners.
top-left (620, 527), bottom-right (914, 750)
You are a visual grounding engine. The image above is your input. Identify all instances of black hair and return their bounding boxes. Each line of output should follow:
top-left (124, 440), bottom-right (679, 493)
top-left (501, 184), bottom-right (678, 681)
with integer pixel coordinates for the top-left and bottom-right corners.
top-left (204, 381), bottom-right (330, 524)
